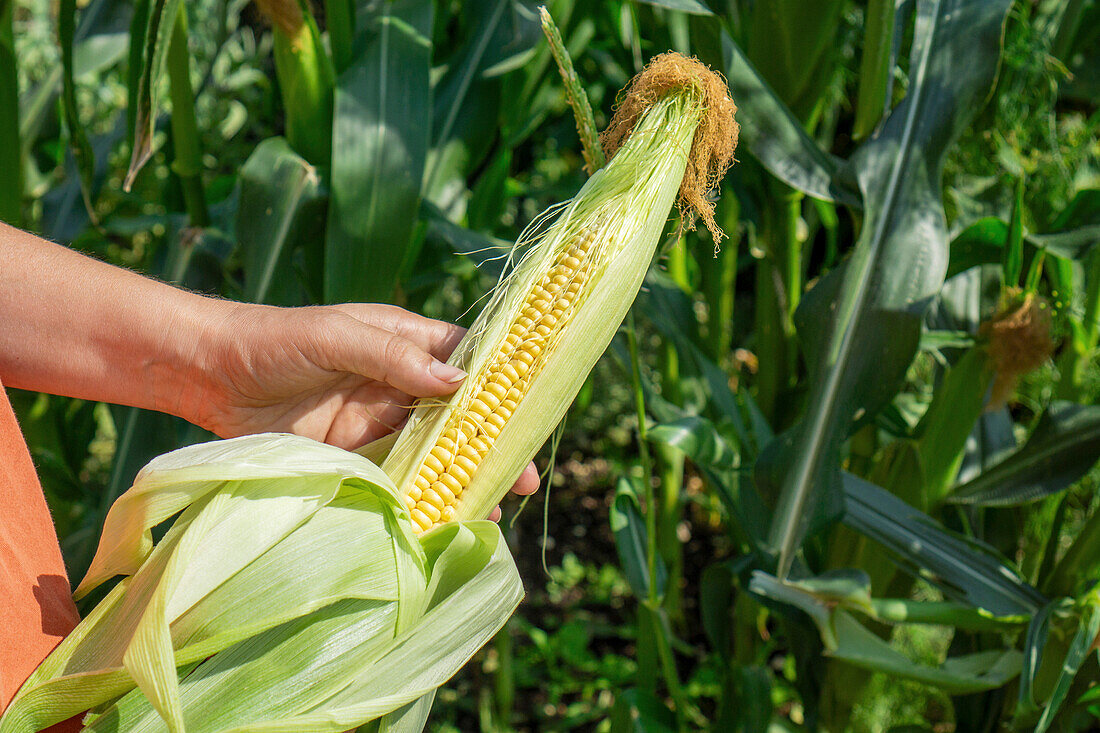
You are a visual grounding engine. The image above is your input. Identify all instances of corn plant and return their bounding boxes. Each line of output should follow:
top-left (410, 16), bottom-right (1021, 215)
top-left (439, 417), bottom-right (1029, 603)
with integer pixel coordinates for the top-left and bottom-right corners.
top-left (5, 0), bottom-right (1100, 730)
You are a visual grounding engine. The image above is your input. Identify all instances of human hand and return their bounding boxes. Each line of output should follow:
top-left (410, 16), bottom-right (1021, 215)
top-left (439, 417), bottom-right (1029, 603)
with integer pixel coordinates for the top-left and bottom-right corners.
top-left (187, 302), bottom-right (539, 507)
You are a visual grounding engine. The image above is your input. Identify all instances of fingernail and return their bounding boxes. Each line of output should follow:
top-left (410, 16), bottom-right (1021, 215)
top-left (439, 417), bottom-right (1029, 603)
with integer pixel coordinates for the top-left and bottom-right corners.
top-left (431, 360), bottom-right (467, 383)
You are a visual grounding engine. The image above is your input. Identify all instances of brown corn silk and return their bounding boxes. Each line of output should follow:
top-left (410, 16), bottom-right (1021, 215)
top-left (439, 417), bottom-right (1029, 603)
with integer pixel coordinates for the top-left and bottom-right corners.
top-left (601, 53), bottom-right (739, 243)
top-left (981, 290), bottom-right (1054, 408)
top-left (253, 0), bottom-right (304, 36)
top-left (383, 53), bottom-right (738, 533)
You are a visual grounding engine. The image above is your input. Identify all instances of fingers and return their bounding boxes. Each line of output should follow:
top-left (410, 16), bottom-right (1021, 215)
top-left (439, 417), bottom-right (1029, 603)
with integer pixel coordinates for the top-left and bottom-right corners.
top-left (511, 462), bottom-right (540, 495)
top-left (333, 304), bottom-right (466, 361)
top-left (323, 384), bottom-right (414, 450)
top-left (315, 315), bottom-right (468, 398)
top-left (489, 464), bottom-right (539, 523)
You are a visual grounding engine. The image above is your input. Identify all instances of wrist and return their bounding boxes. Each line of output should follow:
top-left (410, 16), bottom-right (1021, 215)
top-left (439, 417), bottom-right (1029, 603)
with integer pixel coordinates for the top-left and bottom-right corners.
top-left (146, 293), bottom-right (244, 428)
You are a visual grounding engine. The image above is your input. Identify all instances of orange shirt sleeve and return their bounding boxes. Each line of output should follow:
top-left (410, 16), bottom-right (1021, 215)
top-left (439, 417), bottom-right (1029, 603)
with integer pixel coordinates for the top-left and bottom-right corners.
top-left (0, 377), bottom-right (82, 730)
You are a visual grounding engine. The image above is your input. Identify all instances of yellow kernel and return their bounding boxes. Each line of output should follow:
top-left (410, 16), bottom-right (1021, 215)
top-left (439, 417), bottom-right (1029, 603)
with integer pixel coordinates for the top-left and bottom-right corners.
top-left (434, 481), bottom-right (456, 503)
top-left (501, 363), bottom-right (520, 383)
top-left (459, 418), bottom-right (478, 440)
top-left (421, 489), bottom-right (445, 512)
top-left (454, 452), bottom-right (478, 475)
top-left (512, 359), bottom-right (530, 377)
top-left (470, 436), bottom-right (492, 455)
top-left (440, 472), bottom-right (464, 496)
top-left (404, 494), bottom-right (416, 511)
top-left (418, 501), bottom-right (442, 522)
top-left (484, 381), bottom-right (508, 401)
top-left (516, 350), bottom-right (535, 366)
top-left (410, 508), bottom-right (432, 531)
top-left (487, 412), bottom-right (506, 432)
top-left (414, 474), bottom-right (431, 492)
top-left (449, 463), bottom-right (471, 485)
top-left (535, 324), bottom-right (553, 338)
top-left (417, 465), bottom-right (438, 485)
top-left (468, 398), bottom-right (492, 421)
top-left (441, 505), bottom-right (456, 522)
top-left (501, 399), bottom-right (518, 414)
top-left (563, 255), bottom-right (582, 270)
top-left (506, 386), bottom-right (523, 402)
top-left (479, 391), bottom-right (502, 414)
top-left (430, 444), bottom-right (453, 466)
top-left (482, 420), bottom-right (501, 439)
top-left (423, 452), bottom-right (444, 475)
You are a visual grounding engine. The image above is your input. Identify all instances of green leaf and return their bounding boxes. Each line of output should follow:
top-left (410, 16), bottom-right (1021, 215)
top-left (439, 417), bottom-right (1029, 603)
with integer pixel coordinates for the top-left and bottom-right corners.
top-left (769, 0), bottom-right (1015, 576)
top-left (647, 413), bottom-right (770, 549)
top-left (910, 347), bottom-right (992, 506)
top-left (690, 15), bottom-right (861, 207)
top-left (1027, 226), bottom-right (1100, 261)
top-left (841, 473), bottom-right (1046, 616)
top-left (0, 0), bottom-right (22, 224)
top-left (237, 137), bottom-right (326, 305)
top-left (648, 416), bottom-right (738, 473)
top-left (948, 402), bottom-right (1100, 506)
top-left (1018, 598), bottom-right (1073, 714)
top-left (610, 688), bottom-right (677, 733)
top-left (635, 0), bottom-right (714, 15)
top-left (123, 0), bottom-right (183, 190)
top-left (1004, 177), bottom-right (1025, 286)
top-left (423, 1), bottom-right (538, 221)
top-left (750, 571), bottom-right (1023, 694)
top-left (422, 199), bottom-right (512, 276)
top-left (610, 476), bottom-right (666, 599)
top-left (639, 273), bottom-right (770, 455)
top-left (1035, 594), bottom-right (1100, 733)
top-left (947, 217), bottom-right (1009, 278)
top-left (59, 0), bottom-right (99, 221)
top-left (699, 561), bottom-right (737, 659)
top-left (324, 1), bottom-right (433, 304)
top-left (853, 0), bottom-right (895, 139)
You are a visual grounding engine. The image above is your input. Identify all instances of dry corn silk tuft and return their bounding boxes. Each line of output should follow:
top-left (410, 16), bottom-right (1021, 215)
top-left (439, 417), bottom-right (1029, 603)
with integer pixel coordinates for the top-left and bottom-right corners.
top-left (982, 289), bottom-right (1056, 408)
top-left (0, 52), bottom-right (737, 733)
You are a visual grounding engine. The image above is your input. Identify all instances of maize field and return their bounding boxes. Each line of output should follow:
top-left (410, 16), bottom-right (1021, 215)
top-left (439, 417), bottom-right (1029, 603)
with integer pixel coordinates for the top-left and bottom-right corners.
top-left (2, 0), bottom-right (1100, 731)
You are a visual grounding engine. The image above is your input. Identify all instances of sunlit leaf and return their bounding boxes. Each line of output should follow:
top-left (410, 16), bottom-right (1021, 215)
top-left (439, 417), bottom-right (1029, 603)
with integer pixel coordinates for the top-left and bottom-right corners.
top-left (325, 1), bottom-right (433, 304)
top-left (769, 0), bottom-right (1015, 575)
top-left (841, 473), bottom-right (1046, 616)
top-left (948, 402), bottom-right (1100, 506)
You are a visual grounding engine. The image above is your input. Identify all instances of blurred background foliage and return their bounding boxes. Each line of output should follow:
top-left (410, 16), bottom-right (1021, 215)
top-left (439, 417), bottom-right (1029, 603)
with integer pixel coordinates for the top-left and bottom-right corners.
top-left (3, 0), bottom-right (1100, 730)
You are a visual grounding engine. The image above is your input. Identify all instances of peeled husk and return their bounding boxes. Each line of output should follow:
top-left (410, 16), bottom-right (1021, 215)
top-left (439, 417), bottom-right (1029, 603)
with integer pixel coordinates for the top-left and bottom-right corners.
top-left (0, 435), bottom-right (521, 733)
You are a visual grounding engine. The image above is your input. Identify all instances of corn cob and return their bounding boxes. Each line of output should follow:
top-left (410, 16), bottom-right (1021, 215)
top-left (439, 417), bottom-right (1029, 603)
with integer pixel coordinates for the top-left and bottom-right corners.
top-left (383, 53), bottom-right (738, 532)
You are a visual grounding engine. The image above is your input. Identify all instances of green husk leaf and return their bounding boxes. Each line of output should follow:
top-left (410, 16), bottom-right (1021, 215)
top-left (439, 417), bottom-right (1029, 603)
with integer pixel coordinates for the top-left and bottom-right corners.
top-left (2, 434), bottom-right (521, 733)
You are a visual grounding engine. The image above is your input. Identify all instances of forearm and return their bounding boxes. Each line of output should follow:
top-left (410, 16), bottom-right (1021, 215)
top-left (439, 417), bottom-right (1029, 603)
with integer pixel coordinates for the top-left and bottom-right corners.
top-left (0, 223), bottom-right (228, 417)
